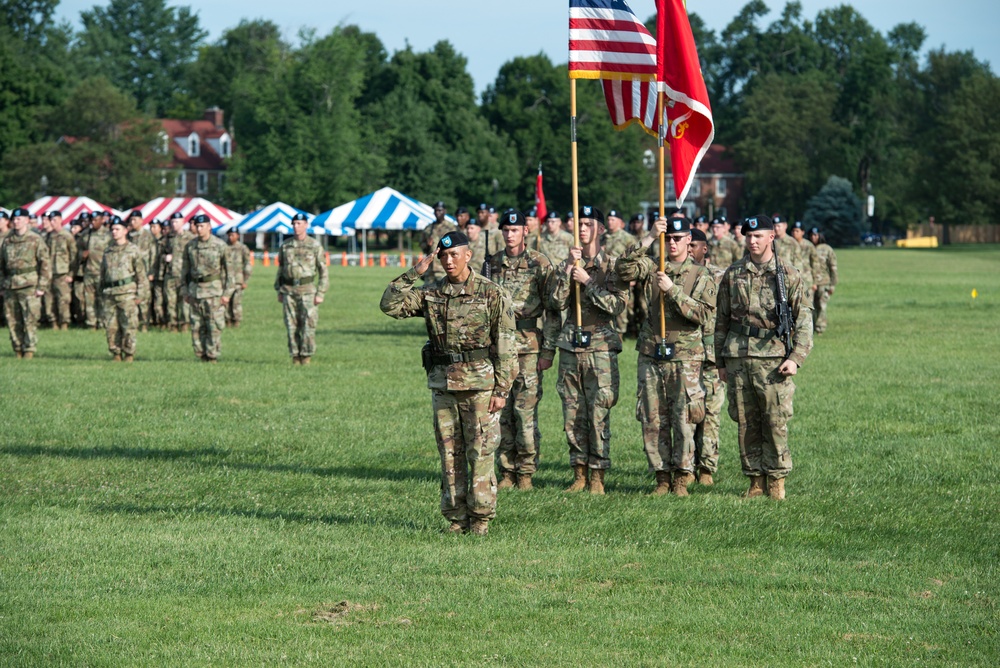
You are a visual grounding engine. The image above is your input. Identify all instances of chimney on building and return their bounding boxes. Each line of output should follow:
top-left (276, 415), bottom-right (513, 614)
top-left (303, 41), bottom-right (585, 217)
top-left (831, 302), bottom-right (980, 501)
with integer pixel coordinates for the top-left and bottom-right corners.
top-left (205, 106), bottom-right (224, 129)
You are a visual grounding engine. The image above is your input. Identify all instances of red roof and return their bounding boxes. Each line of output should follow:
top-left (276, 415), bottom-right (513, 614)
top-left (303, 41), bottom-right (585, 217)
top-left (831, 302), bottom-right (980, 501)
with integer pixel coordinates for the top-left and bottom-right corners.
top-left (159, 118), bottom-right (231, 171)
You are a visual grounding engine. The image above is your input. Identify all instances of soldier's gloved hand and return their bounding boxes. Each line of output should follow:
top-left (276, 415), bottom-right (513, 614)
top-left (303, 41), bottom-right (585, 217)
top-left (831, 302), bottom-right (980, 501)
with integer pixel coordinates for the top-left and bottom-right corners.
top-left (778, 359), bottom-right (798, 377)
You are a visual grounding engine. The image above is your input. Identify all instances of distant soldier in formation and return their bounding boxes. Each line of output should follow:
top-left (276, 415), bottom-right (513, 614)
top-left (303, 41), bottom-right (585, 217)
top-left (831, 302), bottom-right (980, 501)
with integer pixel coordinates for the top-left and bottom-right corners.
top-left (708, 216), bottom-right (741, 268)
top-left (715, 215), bottom-right (812, 500)
top-left (146, 219), bottom-right (163, 327)
top-left (616, 215), bottom-right (716, 496)
top-left (100, 216), bottom-right (149, 362)
top-left (600, 208), bottom-right (634, 335)
top-left (538, 211), bottom-right (574, 265)
top-left (380, 230), bottom-right (515, 536)
top-left (552, 206), bottom-right (627, 495)
top-left (127, 210), bottom-right (155, 331)
top-left (225, 228), bottom-right (253, 328)
top-left (0, 208), bottom-right (51, 359)
top-left (274, 213), bottom-right (328, 365)
top-left (0, 211), bottom-right (9, 327)
top-left (43, 210), bottom-right (76, 330)
top-left (772, 214), bottom-right (798, 268)
top-left (487, 209), bottom-right (559, 491)
top-left (524, 207), bottom-right (541, 252)
top-left (70, 213), bottom-right (88, 325)
top-left (156, 212), bottom-right (193, 332)
top-left (181, 214), bottom-right (233, 362)
top-left (809, 227), bottom-right (838, 334)
top-left (418, 201), bottom-right (457, 284)
top-left (79, 210), bottom-right (112, 329)
top-left (466, 218), bottom-right (503, 272)
top-left (791, 221), bottom-right (821, 306)
top-left (693, 215), bottom-right (710, 238)
top-left (628, 213), bottom-right (646, 242)
top-left (454, 206), bottom-right (470, 232)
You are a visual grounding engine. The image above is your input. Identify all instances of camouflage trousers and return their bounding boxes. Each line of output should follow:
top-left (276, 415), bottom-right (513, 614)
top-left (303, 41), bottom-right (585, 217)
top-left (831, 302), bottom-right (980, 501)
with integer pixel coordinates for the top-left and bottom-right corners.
top-left (44, 275), bottom-right (72, 327)
top-left (83, 275), bottom-right (105, 328)
top-left (814, 286), bottom-right (833, 333)
top-left (150, 281), bottom-right (166, 326)
top-left (282, 292), bottom-right (319, 358)
top-left (694, 365), bottom-right (725, 474)
top-left (72, 277), bottom-right (85, 324)
top-left (614, 290), bottom-right (629, 336)
top-left (635, 355), bottom-right (705, 474)
top-left (105, 292), bottom-right (139, 356)
top-left (4, 289), bottom-right (40, 353)
top-left (432, 388), bottom-right (499, 522)
top-left (498, 353), bottom-right (541, 476)
top-left (557, 349), bottom-right (619, 470)
top-left (724, 356), bottom-right (794, 479)
top-left (226, 287), bottom-right (245, 325)
top-left (189, 297), bottom-right (226, 360)
top-left (165, 276), bottom-right (189, 327)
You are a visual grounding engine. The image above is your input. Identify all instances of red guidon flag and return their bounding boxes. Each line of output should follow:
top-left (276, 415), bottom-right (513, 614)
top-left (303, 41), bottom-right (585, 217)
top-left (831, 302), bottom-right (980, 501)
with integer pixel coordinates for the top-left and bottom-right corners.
top-left (535, 164), bottom-right (548, 221)
top-left (656, 0), bottom-right (715, 206)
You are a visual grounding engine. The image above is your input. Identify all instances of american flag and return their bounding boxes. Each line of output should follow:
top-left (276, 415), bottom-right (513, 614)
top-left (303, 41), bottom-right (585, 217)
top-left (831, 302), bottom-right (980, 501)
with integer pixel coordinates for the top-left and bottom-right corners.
top-left (569, 0), bottom-right (659, 136)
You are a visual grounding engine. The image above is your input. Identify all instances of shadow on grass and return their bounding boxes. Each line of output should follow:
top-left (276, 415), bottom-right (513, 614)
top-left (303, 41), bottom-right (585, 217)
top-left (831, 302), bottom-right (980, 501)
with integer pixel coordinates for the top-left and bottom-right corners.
top-left (0, 444), bottom-right (437, 484)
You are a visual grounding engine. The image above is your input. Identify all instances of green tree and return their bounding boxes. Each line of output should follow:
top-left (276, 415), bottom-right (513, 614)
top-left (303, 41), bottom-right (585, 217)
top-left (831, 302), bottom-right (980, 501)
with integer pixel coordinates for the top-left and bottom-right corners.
top-left (803, 175), bottom-right (863, 246)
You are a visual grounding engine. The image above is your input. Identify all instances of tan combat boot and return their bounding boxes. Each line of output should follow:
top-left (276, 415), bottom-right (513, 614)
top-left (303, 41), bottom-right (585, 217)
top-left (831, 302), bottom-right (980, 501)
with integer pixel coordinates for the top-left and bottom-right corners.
top-left (565, 464), bottom-right (588, 493)
top-left (697, 468), bottom-right (714, 486)
top-left (23, 351), bottom-right (33, 360)
top-left (180, 324), bottom-right (189, 333)
top-left (61, 324), bottom-right (69, 331)
top-left (111, 354), bottom-right (121, 362)
top-left (743, 475), bottom-right (766, 498)
top-left (671, 471), bottom-right (694, 497)
top-left (124, 355), bottom-right (134, 363)
top-left (497, 471), bottom-right (516, 490)
top-left (168, 325), bottom-right (178, 333)
top-left (301, 357), bottom-right (311, 366)
top-left (516, 474), bottom-right (533, 491)
top-left (651, 470), bottom-right (671, 496)
top-left (767, 476), bottom-right (786, 500)
top-left (589, 469), bottom-right (605, 495)
top-left (15, 351), bottom-right (23, 359)
top-left (469, 518), bottom-right (489, 536)
top-left (446, 520), bottom-right (467, 534)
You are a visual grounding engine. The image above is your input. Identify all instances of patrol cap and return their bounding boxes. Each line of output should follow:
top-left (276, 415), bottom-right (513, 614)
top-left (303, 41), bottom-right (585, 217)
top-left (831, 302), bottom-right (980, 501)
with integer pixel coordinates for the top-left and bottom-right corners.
top-left (192, 214), bottom-right (211, 225)
top-left (11, 207), bottom-right (30, 217)
top-left (546, 210), bottom-right (560, 220)
top-left (477, 202), bottom-right (489, 211)
top-left (792, 220), bottom-right (805, 230)
top-left (170, 211), bottom-right (184, 220)
top-left (437, 231), bottom-right (469, 252)
top-left (690, 228), bottom-right (707, 242)
top-left (455, 206), bottom-right (468, 215)
top-left (741, 214), bottom-right (774, 235)
top-left (499, 209), bottom-right (526, 227)
top-left (579, 205), bottom-right (604, 224)
top-left (291, 212), bottom-right (308, 221)
top-left (666, 216), bottom-right (691, 234)
top-left (109, 215), bottom-right (126, 227)
top-left (128, 209), bottom-right (142, 219)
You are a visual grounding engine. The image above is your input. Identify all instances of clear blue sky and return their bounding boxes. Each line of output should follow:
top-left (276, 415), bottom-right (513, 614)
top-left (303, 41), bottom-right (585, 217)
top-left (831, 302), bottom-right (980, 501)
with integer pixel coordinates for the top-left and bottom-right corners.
top-left (56, 0), bottom-right (998, 95)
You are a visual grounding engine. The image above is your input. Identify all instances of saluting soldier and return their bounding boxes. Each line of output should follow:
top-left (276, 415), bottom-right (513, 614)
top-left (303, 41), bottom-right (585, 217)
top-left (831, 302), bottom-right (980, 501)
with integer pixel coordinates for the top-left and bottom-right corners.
top-left (380, 231), bottom-right (516, 535)
top-left (809, 227), bottom-right (838, 334)
top-left (551, 206), bottom-right (627, 495)
top-left (274, 213), bottom-right (328, 365)
top-left (181, 214), bottom-right (234, 362)
top-left (487, 209), bottom-right (559, 491)
top-left (418, 201), bottom-right (458, 284)
top-left (43, 210), bottom-right (76, 330)
top-left (100, 216), bottom-right (149, 362)
top-left (225, 228), bottom-right (253, 328)
top-left (0, 208), bottom-right (51, 358)
top-left (616, 215), bottom-right (716, 496)
top-left (715, 215), bottom-right (812, 500)
top-left (537, 211), bottom-right (574, 265)
top-left (79, 210), bottom-right (112, 329)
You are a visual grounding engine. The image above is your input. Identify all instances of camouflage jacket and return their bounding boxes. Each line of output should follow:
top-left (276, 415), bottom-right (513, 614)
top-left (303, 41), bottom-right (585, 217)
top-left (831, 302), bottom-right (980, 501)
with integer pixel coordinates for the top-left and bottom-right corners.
top-left (551, 250), bottom-right (627, 353)
top-left (794, 238), bottom-right (820, 285)
top-left (486, 248), bottom-right (560, 360)
top-left (0, 231), bottom-right (52, 293)
top-left (380, 266), bottom-right (516, 396)
top-left (715, 255), bottom-right (813, 367)
top-left (154, 231), bottom-right (194, 281)
top-left (101, 241), bottom-right (149, 300)
top-left (774, 235), bottom-right (799, 268)
top-left (274, 236), bottom-right (328, 296)
top-left (419, 220), bottom-right (458, 281)
top-left (537, 229), bottom-right (574, 265)
top-left (814, 243), bottom-right (838, 286)
top-left (601, 229), bottom-right (634, 260)
top-left (181, 235), bottom-right (234, 300)
top-left (700, 262), bottom-right (726, 365)
top-left (708, 235), bottom-right (742, 268)
top-left (615, 247), bottom-right (716, 361)
top-left (46, 228), bottom-right (77, 277)
top-left (470, 230), bottom-right (504, 274)
top-left (79, 227), bottom-right (112, 278)
top-left (226, 241), bottom-right (253, 285)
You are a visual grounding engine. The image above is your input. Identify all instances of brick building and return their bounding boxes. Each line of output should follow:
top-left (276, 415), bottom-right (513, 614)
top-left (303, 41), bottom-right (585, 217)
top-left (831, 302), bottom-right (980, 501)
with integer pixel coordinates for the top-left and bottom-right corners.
top-left (158, 107), bottom-right (233, 198)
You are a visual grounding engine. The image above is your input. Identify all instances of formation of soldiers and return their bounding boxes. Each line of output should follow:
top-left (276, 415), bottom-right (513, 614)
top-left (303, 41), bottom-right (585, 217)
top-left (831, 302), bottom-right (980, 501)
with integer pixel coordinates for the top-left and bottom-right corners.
top-left (382, 202), bottom-right (839, 534)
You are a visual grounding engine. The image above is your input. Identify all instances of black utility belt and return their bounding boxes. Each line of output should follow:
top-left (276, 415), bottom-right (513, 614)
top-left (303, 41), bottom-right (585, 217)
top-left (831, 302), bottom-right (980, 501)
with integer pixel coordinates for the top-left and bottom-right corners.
top-left (733, 323), bottom-right (775, 338)
top-left (515, 318), bottom-right (539, 330)
top-left (195, 274), bottom-right (220, 284)
top-left (103, 277), bottom-right (134, 289)
top-left (429, 348), bottom-right (491, 365)
top-left (280, 275), bottom-right (314, 286)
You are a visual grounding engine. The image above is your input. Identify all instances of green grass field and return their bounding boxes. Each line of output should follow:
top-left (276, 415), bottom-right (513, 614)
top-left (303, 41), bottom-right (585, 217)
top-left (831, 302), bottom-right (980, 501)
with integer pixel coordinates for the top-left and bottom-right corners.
top-left (2, 246), bottom-right (998, 666)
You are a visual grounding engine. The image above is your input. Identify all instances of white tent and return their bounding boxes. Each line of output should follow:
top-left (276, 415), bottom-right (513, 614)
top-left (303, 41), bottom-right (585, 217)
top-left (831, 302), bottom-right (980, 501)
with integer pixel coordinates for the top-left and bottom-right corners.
top-left (217, 202), bottom-right (333, 236)
top-left (22, 196), bottom-right (124, 222)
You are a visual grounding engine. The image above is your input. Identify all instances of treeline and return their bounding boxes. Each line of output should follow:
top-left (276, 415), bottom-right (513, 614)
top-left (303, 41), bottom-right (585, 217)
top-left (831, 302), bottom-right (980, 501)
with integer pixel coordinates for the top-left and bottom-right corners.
top-left (1, 0), bottom-right (997, 232)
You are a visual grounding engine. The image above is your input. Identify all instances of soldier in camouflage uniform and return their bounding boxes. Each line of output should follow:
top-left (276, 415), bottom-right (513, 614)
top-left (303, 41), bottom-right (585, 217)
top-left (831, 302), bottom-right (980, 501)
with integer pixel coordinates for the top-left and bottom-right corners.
top-left (126, 210), bottom-right (155, 331)
top-left (275, 214), bottom-right (328, 365)
top-left (0, 208), bottom-right (51, 358)
top-left (467, 220), bottom-right (504, 272)
top-left (226, 228), bottom-right (253, 328)
top-left (601, 208), bottom-right (634, 336)
top-left (146, 219), bottom-right (163, 327)
top-left (791, 221), bottom-right (821, 306)
top-left (524, 207), bottom-right (541, 252)
top-left (381, 230), bottom-right (516, 536)
top-left (809, 227), bottom-right (838, 334)
top-left (70, 214), bottom-right (88, 325)
top-left (616, 215), bottom-right (716, 496)
top-left (0, 211), bottom-right (9, 327)
top-left (101, 216), bottom-right (149, 362)
top-left (772, 214), bottom-right (799, 269)
top-left (538, 211), bottom-right (574, 265)
top-left (487, 209), bottom-right (559, 491)
top-left (181, 214), bottom-right (234, 362)
top-left (708, 217), bottom-right (742, 268)
top-left (716, 215), bottom-right (813, 500)
top-left (552, 206), bottom-right (627, 495)
top-left (43, 211), bottom-right (76, 330)
top-left (418, 201), bottom-right (458, 284)
top-left (156, 213), bottom-right (194, 332)
top-left (78, 210), bottom-right (112, 329)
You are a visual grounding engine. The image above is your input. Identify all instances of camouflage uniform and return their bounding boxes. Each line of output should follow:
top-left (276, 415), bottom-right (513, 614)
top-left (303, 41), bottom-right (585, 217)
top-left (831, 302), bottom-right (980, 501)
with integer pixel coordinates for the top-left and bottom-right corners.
top-left (79, 226), bottom-right (112, 328)
top-left (552, 252), bottom-right (627, 472)
top-left (71, 228), bottom-right (87, 325)
top-left (128, 226), bottom-right (155, 328)
top-left (487, 248), bottom-right (559, 480)
top-left (0, 230), bottom-right (51, 355)
top-left (274, 235), bottom-right (328, 360)
top-left (225, 238), bottom-right (253, 326)
top-left (715, 255), bottom-right (813, 481)
top-left (380, 266), bottom-right (516, 526)
top-left (419, 220), bottom-right (458, 283)
top-left (774, 235), bottom-right (799, 269)
top-left (616, 248), bottom-right (716, 478)
top-left (695, 262), bottom-right (726, 475)
top-left (537, 228), bottom-right (574, 265)
top-left (812, 242), bottom-right (838, 333)
top-left (708, 234), bottom-right (742, 268)
top-left (602, 228), bottom-right (635, 335)
top-left (181, 235), bottom-right (234, 361)
top-left (45, 226), bottom-right (76, 328)
top-left (470, 230), bottom-right (504, 273)
top-left (155, 230), bottom-right (194, 329)
top-left (100, 241), bottom-right (149, 358)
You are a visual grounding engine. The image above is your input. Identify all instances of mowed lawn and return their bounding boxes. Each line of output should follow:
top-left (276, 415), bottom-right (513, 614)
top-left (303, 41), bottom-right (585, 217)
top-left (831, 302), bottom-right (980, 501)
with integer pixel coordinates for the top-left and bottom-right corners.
top-left (1, 246), bottom-right (998, 666)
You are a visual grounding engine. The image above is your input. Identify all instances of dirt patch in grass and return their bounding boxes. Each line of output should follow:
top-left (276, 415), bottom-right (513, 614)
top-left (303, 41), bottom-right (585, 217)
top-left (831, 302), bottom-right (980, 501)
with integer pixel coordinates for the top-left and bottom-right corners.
top-left (311, 601), bottom-right (379, 625)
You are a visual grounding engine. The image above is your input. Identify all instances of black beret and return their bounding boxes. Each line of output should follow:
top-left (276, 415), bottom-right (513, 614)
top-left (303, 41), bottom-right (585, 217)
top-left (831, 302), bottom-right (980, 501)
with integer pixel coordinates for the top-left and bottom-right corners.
top-left (109, 215), bottom-right (126, 227)
top-left (150, 219), bottom-right (163, 226)
top-left (526, 207), bottom-right (538, 217)
top-left (488, 206), bottom-right (496, 213)
top-left (11, 207), bottom-right (30, 217)
top-left (792, 220), bottom-right (805, 230)
top-left (291, 212), bottom-right (308, 221)
top-left (79, 212), bottom-right (92, 221)
top-left (128, 209), bottom-right (142, 219)
top-left (477, 202), bottom-right (489, 211)
top-left (809, 227), bottom-right (820, 235)
top-left (0, 211), bottom-right (9, 219)
top-left (695, 215), bottom-right (707, 224)
top-left (94, 209), bottom-right (109, 216)
top-left (170, 212), bottom-right (184, 220)
top-left (608, 209), bottom-right (621, 219)
top-left (499, 209), bottom-right (526, 227)
top-left (690, 228), bottom-right (707, 242)
top-left (70, 218), bottom-right (83, 226)
top-left (192, 214), bottom-right (211, 225)
top-left (546, 211), bottom-right (560, 220)
top-left (455, 206), bottom-right (468, 215)
top-left (48, 210), bottom-right (62, 217)
top-left (771, 213), bottom-right (785, 224)
top-left (226, 227), bottom-right (240, 234)
top-left (741, 214), bottom-right (774, 235)
top-left (434, 201), bottom-right (446, 209)
top-left (437, 231), bottom-right (469, 251)
top-left (666, 216), bottom-right (691, 233)
top-left (711, 217), bottom-right (726, 226)
top-left (579, 205), bottom-right (604, 224)
top-left (630, 213), bottom-right (645, 223)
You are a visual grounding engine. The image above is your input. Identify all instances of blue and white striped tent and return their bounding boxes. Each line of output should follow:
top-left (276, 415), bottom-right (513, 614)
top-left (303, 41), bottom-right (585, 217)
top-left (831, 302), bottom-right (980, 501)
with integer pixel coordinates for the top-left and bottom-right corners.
top-left (218, 202), bottom-right (331, 236)
top-left (314, 187), bottom-right (447, 234)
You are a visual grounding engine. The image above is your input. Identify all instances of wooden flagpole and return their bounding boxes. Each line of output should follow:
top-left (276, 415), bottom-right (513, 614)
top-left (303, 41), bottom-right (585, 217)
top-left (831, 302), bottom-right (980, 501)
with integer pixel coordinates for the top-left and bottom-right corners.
top-left (570, 79), bottom-right (583, 335)
top-left (657, 90), bottom-right (666, 346)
